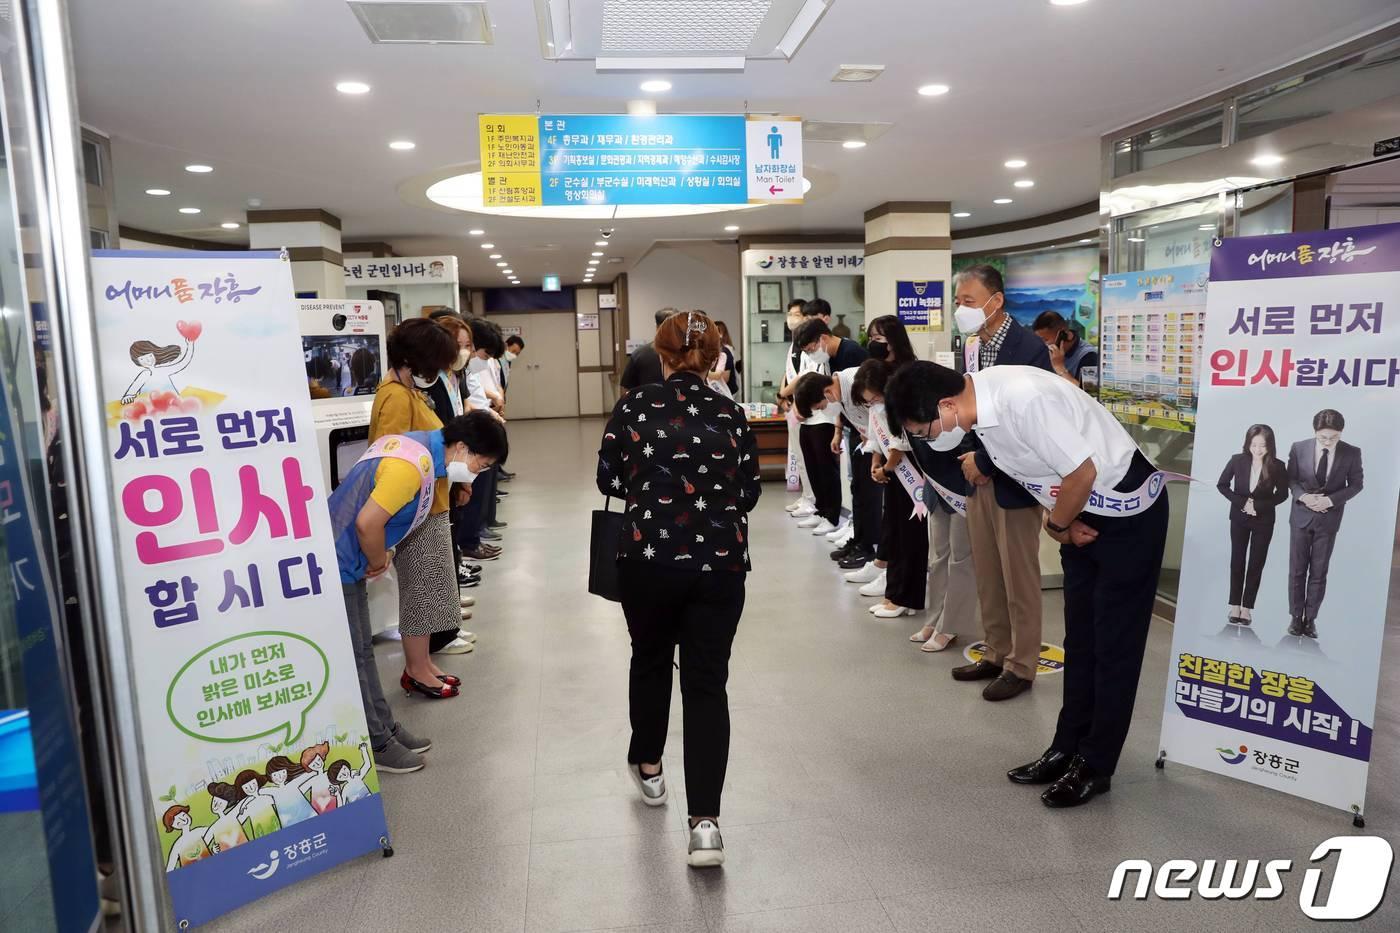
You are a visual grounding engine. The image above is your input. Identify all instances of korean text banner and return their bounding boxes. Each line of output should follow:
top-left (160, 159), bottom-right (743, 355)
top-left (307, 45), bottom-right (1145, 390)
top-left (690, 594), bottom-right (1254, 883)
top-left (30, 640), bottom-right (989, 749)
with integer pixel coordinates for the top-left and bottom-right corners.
top-left (1157, 224), bottom-right (1400, 815)
top-left (91, 251), bottom-right (390, 927)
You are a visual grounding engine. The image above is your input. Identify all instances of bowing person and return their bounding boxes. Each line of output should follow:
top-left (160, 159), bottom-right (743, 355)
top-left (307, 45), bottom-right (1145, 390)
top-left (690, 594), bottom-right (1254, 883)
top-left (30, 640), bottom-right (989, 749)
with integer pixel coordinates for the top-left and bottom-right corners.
top-left (1216, 424), bottom-right (1288, 627)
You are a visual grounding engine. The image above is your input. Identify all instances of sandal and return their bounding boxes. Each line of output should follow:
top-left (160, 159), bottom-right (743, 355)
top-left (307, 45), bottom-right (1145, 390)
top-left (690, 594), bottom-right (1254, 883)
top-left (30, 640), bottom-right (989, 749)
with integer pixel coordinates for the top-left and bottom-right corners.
top-left (910, 625), bottom-right (936, 643)
top-left (920, 633), bottom-right (957, 653)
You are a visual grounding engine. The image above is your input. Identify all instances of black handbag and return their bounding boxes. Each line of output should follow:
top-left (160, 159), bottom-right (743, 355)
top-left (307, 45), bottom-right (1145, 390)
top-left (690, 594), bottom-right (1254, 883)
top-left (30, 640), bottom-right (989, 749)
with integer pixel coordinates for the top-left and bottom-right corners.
top-left (588, 495), bottom-right (624, 601)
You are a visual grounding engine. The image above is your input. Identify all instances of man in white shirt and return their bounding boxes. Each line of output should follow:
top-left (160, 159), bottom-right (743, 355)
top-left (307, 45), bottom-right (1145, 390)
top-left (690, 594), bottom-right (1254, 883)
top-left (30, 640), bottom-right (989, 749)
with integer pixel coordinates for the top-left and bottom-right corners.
top-left (886, 361), bottom-right (1170, 809)
top-left (778, 299), bottom-right (843, 536)
top-left (791, 366), bottom-right (880, 567)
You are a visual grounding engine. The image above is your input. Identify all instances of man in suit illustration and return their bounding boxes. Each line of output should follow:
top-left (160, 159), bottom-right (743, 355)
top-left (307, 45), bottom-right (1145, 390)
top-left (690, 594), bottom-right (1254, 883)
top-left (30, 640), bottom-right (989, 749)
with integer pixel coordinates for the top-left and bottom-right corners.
top-left (1286, 409), bottom-right (1363, 638)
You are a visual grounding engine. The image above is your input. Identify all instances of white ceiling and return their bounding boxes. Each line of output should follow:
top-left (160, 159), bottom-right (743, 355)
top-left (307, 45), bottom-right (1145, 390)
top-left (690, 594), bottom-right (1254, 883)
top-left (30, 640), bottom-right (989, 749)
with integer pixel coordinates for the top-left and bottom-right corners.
top-left (71, 0), bottom-right (1400, 287)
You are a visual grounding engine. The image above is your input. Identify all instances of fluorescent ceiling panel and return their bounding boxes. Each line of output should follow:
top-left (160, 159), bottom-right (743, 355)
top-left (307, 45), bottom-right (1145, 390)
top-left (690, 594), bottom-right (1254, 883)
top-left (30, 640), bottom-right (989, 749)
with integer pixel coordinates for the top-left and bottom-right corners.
top-left (348, 1), bottom-right (494, 44)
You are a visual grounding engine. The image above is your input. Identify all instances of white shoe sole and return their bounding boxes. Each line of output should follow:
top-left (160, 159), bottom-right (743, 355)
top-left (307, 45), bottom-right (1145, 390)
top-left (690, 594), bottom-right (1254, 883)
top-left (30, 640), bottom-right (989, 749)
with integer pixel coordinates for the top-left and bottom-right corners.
top-left (872, 607), bottom-right (915, 618)
top-left (438, 639), bottom-right (474, 654)
top-left (629, 766), bottom-right (668, 806)
top-left (858, 576), bottom-right (887, 597)
top-left (845, 566), bottom-right (880, 584)
top-left (687, 848), bottom-right (725, 868)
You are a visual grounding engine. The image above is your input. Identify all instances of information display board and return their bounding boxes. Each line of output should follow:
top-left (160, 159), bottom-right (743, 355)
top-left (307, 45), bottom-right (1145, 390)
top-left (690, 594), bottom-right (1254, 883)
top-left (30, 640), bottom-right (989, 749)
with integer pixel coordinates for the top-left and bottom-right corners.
top-left (895, 280), bottom-right (943, 333)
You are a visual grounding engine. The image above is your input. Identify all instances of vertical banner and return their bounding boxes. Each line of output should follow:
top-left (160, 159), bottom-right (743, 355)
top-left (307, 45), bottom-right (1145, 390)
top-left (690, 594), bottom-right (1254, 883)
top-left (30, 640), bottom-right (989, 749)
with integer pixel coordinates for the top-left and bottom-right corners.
top-left (1159, 224), bottom-right (1400, 815)
top-left (90, 251), bottom-right (390, 926)
top-left (895, 280), bottom-right (942, 334)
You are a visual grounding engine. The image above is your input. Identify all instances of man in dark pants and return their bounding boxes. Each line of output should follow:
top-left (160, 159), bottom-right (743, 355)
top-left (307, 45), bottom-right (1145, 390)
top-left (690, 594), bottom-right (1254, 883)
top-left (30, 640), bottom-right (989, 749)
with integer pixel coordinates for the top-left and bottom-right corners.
top-left (887, 361), bottom-right (1169, 808)
top-left (790, 367), bottom-right (880, 566)
top-left (621, 307), bottom-right (678, 391)
top-left (791, 315), bottom-right (868, 535)
top-left (1285, 409), bottom-right (1363, 638)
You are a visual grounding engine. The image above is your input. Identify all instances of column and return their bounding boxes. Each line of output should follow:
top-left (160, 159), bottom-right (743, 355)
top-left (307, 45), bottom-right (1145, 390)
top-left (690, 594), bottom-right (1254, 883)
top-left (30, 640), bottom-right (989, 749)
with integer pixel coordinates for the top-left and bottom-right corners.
top-left (863, 201), bottom-right (952, 360)
top-left (246, 209), bottom-right (345, 299)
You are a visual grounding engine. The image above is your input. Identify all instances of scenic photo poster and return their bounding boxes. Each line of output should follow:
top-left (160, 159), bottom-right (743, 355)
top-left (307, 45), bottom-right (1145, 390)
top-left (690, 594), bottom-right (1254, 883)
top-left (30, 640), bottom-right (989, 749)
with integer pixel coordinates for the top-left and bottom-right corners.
top-left (955, 246), bottom-right (1100, 345)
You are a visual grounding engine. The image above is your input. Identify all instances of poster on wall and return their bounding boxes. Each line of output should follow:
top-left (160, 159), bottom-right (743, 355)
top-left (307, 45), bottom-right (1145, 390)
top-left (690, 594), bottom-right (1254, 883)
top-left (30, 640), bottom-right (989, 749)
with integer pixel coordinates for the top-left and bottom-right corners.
top-left (954, 245), bottom-right (1099, 345)
top-left (1157, 223), bottom-right (1400, 816)
top-left (91, 250), bottom-right (390, 927)
top-left (1099, 264), bottom-right (1209, 431)
top-left (895, 280), bottom-right (943, 333)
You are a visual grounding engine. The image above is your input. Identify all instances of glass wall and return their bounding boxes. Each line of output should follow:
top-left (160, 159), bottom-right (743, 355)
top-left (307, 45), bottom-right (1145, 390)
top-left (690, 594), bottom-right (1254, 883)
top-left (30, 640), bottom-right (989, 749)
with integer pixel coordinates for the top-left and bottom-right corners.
top-left (744, 274), bottom-right (864, 403)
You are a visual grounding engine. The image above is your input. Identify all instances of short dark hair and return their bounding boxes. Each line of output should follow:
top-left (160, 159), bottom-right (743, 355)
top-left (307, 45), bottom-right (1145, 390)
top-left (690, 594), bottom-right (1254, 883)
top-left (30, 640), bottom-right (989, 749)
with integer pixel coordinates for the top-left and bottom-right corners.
top-left (787, 298), bottom-right (806, 314)
top-left (655, 307), bottom-right (679, 328)
top-left (442, 410), bottom-right (509, 464)
top-left (467, 317), bottom-right (505, 357)
top-left (793, 317), bottom-right (831, 349)
top-left (792, 372), bottom-right (833, 419)
top-left (1313, 409), bottom-right (1345, 432)
top-left (505, 335), bottom-right (525, 350)
top-left (884, 360), bottom-right (965, 431)
top-left (851, 359), bottom-right (889, 405)
top-left (1032, 311), bottom-right (1068, 333)
top-left (956, 263), bottom-right (1005, 296)
top-left (387, 318), bottom-right (457, 376)
top-left (802, 298), bottom-right (832, 319)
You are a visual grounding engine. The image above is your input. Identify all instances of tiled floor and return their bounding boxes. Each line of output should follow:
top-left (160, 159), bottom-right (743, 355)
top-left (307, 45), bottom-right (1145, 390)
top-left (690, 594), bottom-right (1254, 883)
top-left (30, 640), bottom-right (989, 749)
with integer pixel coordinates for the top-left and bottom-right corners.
top-left (205, 416), bottom-right (1400, 933)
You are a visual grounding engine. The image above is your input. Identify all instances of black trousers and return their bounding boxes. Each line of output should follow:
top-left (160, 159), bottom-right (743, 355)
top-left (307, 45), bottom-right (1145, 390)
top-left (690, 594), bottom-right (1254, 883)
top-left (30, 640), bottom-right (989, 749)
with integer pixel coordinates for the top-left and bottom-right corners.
top-left (1051, 489), bottom-right (1169, 775)
top-left (1228, 520), bottom-right (1275, 608)
top-left (882, 479), bottom-right (929, 609)
top-left (1288, 524), bottom-right (1337, 620)
top-left (619, 560), bottom-right (746, 817)
top-left (798, 422), bottom-right (841, 523)
top-left (847, 430), bottom-right (881, 554)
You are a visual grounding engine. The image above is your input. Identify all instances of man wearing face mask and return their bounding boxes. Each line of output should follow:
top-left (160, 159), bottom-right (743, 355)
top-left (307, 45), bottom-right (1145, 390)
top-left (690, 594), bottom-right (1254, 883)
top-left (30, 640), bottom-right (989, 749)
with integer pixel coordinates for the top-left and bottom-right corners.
top-left (885, 361), bottom-right (1169, 808)
top-left (787, 313), bottom-right (865, 536)
top-left (499, 335), bottom-right (524, 481)
top-left (778, 300), bottom-right (817, 517)
top-left (949, 265), bottom-right (1053, 702)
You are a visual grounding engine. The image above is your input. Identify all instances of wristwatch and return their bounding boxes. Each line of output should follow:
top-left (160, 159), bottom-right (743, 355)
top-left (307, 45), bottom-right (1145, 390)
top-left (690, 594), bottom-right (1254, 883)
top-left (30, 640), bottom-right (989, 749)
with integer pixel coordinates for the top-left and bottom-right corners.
top-left (1045, 518), bottom-right (1070, 535)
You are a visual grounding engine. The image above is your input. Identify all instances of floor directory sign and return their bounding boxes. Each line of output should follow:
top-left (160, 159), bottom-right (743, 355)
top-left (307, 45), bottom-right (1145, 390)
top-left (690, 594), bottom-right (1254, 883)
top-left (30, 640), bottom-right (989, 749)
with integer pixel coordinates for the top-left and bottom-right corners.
top-left (1157, 224), bottom-right (1400, 816)
top-left (90, 251), bottom-right (390, 926)
top-left (1099, 264), bottom-right (1208, 431)
top-left (895, 280), bottom-right (943, 333)
top-left (480, 113), bottom-right (802, 207)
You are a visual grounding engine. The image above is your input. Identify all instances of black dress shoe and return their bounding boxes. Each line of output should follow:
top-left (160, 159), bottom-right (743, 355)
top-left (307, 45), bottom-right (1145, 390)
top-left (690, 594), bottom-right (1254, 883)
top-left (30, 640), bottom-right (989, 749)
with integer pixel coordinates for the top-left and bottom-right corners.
top-left (1041, 755), bottom-right (1111, 808)
top-left (829, 542), bottom-right (857, 562)
top-left (838, 551), bottom-right (874, 570)
top-left (488, 520), bottom-right (508, 529)
top-left (1227, 613), bottom-right (1242, 625)
top-left (1007, 749), bottom-right (1072, 785)
top-left (951, 659), bottom-right (1003, 682)
top-left (1287, 616), bottom-right (1305, 636)
top-left (983, 670), bottom-right (1033, 701)
top-left (1303, 618), bottom-right (1318, 639)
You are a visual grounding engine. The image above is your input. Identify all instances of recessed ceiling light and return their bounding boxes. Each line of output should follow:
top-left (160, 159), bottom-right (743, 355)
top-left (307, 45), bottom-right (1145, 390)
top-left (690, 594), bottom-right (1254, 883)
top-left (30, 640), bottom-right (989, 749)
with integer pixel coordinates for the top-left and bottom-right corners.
top-left (953, 211), bottom-right (971, 218)
top-left (469, 229), bottom-right (485, 236)
top-left (221, 222), bottom-right (240, 229)
top-left (917, 83), bottom-right (950, 97)
top-left (588, 260), bottom-right (600, 265)
top-left (336, 80), bottom-right (370, 95)
top-left (1050, 0), bottom-right (1091, 5)
top-left (489, 253), bottom-right (502, 259)
top-left (1079, 238), bottom-right (1094, 243)
top-left (503, 269), bottom-right (514, 274)
top-left (594, 240), bottom-right (608, 247)
top-left (1127, 236), bottom-right (1146, 242)
top-left (480, 243), bottom-right (495, 249)
top-left (591, 251), bottom-right (604, 257)
top-left (184, 164), bottom-right (213, 174)
top-left (993, 198), bottom-right (1013, 205)
top-left (724, 225), bottom-right (740, 232)
top-left (145, 187), bottom-right (171, 196)
top-left (640, 79), bottom-right (671, 93)
top-left (1250, 154), bottom-right (1284, 167)
top-left (842, 140), bottom-right (867, 150)
top-left (1199, 224), bottom-right (1216, 230)
top-left (1013, 179), bottom-right (1035, 188)
top-left (178, 207), bottom-right (201, 214)
top-left (496, 262), bottom-right (508, 267)
top-left (1004, 159), bottom-right (1027, 169)
top-left (388, 140), bottom-right (416, 151)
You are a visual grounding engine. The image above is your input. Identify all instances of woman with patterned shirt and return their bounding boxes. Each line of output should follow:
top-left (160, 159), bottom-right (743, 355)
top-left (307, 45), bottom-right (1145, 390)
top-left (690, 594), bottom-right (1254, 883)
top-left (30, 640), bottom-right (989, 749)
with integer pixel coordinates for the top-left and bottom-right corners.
top-left (596, 310), bottom-right (761, 869)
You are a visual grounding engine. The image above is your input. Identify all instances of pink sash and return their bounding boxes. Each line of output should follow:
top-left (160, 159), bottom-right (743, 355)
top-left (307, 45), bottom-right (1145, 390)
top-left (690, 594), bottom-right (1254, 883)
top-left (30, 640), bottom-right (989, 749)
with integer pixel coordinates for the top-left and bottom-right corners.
top-left (356, 435), bottom-right (435, 533)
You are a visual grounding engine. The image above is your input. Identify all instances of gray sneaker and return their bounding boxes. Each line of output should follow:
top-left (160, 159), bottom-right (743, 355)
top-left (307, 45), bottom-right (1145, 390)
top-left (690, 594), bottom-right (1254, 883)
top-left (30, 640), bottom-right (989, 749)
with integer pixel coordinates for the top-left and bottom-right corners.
top-left (373, 739), bottom-right (424, 774)
top-left (629, 763), bottom-right (667, 806)
top-left (392, 724), bottom-right (431, 754)
top-left (687, 819), bottom-right (724, 868)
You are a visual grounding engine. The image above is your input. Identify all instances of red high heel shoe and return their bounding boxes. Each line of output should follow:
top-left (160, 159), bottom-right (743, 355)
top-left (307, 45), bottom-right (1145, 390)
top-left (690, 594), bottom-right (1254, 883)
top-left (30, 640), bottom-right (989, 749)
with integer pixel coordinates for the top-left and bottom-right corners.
top-left (438, 673), bottom-right (462, 687)
top-left (400, 671), bottom-right (459, 699)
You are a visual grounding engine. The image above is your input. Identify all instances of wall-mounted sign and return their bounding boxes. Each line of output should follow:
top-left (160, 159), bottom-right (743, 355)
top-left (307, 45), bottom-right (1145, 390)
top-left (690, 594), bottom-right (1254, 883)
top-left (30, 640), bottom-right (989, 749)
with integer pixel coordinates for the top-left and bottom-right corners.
top-left (741, 249), bottom-right (863, 276)
top-left (344, 255), bottom-right (457, 286)
top-left (895, 280), bottom-right (943, 333)
top-left (1374, 134), bottom-right (1400, 158)
top-left (577, 312), bottom-right (600, 331)
top-left (597, 293), bottom-right (618, 309)
top-left (479, 114), bottom-right (803, 208)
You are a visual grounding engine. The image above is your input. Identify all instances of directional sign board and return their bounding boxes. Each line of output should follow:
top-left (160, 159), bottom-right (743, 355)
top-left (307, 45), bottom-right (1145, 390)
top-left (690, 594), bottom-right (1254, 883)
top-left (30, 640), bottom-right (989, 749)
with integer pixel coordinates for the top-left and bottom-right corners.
top-left (480, 114), bottom-right (802, 208)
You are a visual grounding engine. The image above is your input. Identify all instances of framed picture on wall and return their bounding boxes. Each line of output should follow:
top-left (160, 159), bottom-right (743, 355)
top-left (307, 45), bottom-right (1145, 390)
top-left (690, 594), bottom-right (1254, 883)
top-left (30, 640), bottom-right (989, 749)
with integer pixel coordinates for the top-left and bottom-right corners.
top-left (757, 280), bottom-right (783, 313)
top-left (789, 276), bottom-right (817, 303)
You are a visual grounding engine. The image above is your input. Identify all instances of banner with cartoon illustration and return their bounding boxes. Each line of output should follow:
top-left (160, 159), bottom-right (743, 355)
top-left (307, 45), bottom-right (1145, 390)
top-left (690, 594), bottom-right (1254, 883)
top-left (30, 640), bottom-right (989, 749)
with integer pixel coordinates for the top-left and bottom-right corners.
top-left (1157, 224), bottom-right (1400, 816)
top-left (90, 251), bottom-right (390, 926)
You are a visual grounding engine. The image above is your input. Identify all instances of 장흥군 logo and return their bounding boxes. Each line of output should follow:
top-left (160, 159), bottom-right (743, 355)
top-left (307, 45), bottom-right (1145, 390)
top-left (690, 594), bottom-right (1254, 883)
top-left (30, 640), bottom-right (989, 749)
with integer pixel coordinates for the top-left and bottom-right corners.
top-left (1217, 744), bottom-right (1248, 764)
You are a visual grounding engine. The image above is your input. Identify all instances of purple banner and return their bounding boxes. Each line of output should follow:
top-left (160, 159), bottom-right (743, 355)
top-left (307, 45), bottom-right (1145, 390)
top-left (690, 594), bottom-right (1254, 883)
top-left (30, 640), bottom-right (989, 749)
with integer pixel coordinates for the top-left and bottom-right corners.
top-left (1210, 222), bottom-right (1400, 282)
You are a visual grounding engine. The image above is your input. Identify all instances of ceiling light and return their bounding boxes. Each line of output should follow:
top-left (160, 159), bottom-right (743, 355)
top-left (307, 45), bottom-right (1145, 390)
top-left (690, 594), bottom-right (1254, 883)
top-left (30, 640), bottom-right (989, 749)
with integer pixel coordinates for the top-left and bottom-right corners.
top-left (594, 240), bottom-right (608, 247)
top-left (724, 225), bottom-right (740, 232)
top-left (145, 188), bottom-right (171, 196)
top-left (1079, 238), bottom-right (1094, 243)
top-left (184, 164), bottom-right (213, 174)
top-left (1250, 154), bottom-right (1284, 167)
top-left (178, 207), bottom-right (201, 214)
top-left (640, 79), bottom-right (671, 92)
top-left (842, 140), bottom-right (867, 150)
top-left (388, 140), bottom-right (416, 151)
top-left (1014, 180), bottom-right (1035, 189)
top-left (336, 80), bottom-right (371, 95)
top-left (917, 84), bottom-right (950, 97)
top-left (1127, 236), bottom-right (1146, 242)
top-left (591, 251), bottom-right (604, 257)
top-left (993, 198), bottom-right (1013, 205)
top-left (489, 253), bottom-right (502, 259)
top-left (1004, 159), bottom-right (1027, 169)
top-left (503, 270), bottom-right (514, 275)
top-left (953, 211), bottom-right (971, 218)
top-left (1050, 0), bottom-right (1091, 5)
top-left (221, 222), bottom-right (240, 230)
top-left (469, 229), bottom-right (485, 236)
top-left (494, 262), bottom-right (507, 268)
top-left (589, 260), bottom-right (600, 265)
top-left (480, 243), bottom-right (495, 249)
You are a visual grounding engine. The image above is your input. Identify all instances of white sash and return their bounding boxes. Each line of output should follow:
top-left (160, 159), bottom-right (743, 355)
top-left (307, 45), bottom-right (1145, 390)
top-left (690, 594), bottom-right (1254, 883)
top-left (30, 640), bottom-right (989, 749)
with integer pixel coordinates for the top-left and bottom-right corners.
top-left (963, 336), bottom-right (981, 374)
top-left (1017, 469), bottom-right (1190, 517)
top-left (868, 405), bottom-right (932, 518)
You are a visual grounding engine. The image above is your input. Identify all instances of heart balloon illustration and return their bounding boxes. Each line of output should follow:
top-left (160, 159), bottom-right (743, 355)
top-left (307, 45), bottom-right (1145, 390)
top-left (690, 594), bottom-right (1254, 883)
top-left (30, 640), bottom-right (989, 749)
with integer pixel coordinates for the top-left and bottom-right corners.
top-left (176, 319), bottom-right (203, 342)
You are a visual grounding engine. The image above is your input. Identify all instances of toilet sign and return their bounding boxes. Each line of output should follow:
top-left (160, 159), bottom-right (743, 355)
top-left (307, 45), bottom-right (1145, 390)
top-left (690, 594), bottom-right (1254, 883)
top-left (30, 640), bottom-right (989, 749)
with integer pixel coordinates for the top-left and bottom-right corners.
top-left (745, 116), bottom-right (803, 204)
top-left (896, 280), bottom-right (944, 334)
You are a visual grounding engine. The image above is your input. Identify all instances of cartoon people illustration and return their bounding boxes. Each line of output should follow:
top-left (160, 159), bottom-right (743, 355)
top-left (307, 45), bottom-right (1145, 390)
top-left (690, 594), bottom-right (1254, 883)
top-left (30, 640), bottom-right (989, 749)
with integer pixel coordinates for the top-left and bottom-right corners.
top-left (256, 754), bottom-right (318, 828)
top-left (299, 741), bottom-right (338, 815)
top-left (233, 768), bottom-right (282, 839)
top-left (202, 781), bottom-right (249, 855)
top-left (162, 804), bottom-right (212, 871)
top-left (328, 743), bottom-right (376, 806)
top-left (120, 320), bottom-right (200, 404)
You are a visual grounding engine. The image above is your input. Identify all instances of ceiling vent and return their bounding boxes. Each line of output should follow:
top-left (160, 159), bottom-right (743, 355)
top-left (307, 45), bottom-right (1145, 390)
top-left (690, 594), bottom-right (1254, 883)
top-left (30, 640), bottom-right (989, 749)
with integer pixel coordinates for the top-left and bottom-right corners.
top-left (832, 64), bottom-right (883, 83)
top-left (536, 0), bottom-right (835, 71)
top-left (348, 1), bottom-right (495, 45)
top-left (802, 120), bottom-right (893, 144)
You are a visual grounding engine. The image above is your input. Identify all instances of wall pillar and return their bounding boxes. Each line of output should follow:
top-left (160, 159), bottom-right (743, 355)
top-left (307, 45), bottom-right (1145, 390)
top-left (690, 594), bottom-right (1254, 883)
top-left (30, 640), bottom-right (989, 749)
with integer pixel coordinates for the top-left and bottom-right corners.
top-left (246, 209), bottom-right (345, 298)
top-left (863, 202), bottom-right (952, 360)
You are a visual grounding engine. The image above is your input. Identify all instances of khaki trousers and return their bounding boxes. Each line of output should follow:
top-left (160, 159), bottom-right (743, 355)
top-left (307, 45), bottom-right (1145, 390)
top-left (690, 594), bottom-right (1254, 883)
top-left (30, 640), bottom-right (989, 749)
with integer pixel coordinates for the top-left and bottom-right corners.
top-left (965, 488), bottom-right (1044, 681)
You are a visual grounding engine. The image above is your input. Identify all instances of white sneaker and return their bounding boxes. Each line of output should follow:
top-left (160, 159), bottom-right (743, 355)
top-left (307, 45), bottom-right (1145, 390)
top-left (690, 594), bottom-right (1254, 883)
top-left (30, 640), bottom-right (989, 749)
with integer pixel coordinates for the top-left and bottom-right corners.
top-left (845, 561), bottom-right (881, 584)
top-left (858, 570), bottom-right (887, 597)
top-left (629, 763), bottom-right (667, 807)
top-left (824, 519), bottom-right (850, 541)
top-left (791, 506), bottom-right (816, 519)
top-left (460, 595), bottom-right (476, 607)
top-left (461, 607), bottom-right (473, 620)
top-left (797, 514), bottom-right (823, 528)
top-left (811, 519), bottom-right (837, 536)
top-left (872, 604), bottom-right (915, 618)
top-left (438, 637), bottom-right (474, 655)
top-left (457, 629), bottom-right (477, 643)
top-left (687, 819), bottom-right (725, 868)
top-left (784, 500), bottom-right (805, 513)
top-left (827, 525), bottom-right (854, 546)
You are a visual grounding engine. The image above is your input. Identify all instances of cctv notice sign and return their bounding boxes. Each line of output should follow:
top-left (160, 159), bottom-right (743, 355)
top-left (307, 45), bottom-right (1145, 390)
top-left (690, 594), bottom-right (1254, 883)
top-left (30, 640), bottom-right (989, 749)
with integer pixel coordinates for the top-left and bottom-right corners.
top-left (479, 113), bottom-right (803, 207)
top-left (91, 251), bottom-right (390, 927)
top-left (1157, 224), bottom-right (1400, 817)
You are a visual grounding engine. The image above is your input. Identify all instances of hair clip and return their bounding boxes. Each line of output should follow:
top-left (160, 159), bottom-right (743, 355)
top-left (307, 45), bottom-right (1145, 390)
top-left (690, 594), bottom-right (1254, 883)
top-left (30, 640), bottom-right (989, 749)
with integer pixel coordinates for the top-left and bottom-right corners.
top-left (684, 311), bottom-right (707, 347)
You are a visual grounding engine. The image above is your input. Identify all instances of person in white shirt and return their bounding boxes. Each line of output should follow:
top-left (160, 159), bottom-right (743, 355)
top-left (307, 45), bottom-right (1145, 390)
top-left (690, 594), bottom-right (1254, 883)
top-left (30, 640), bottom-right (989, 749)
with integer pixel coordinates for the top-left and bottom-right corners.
top-left (778, 300), bottom-right (817, 518)
top-left (885, 361), bottom-right (1170, 809)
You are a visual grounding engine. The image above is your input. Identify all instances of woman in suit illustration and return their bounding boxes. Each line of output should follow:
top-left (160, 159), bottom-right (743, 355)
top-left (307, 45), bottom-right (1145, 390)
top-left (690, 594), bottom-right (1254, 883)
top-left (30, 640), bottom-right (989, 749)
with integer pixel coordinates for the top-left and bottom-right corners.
top-left (1217, 424), bottom-right (1289, 626)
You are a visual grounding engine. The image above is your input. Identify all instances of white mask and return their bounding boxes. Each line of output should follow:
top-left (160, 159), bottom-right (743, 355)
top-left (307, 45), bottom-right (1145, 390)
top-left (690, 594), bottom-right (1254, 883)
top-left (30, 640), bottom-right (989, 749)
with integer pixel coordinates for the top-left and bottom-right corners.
top-left (446, 459), bottom-right (480, 485)
top-left (504, 350), bottom-right (518, 363)
top-left (807, 346), bottom-right (830, 366)
top-left (924, 406), bottom-right (966, 452)
top-left (467, 356), bottom-right (490, 373)
top-left (452, 349), bottom-right (471, 372)
top-left (412, 373), bottom-right (437, 389)
top-left (954, 300), bottom-right (994, 336)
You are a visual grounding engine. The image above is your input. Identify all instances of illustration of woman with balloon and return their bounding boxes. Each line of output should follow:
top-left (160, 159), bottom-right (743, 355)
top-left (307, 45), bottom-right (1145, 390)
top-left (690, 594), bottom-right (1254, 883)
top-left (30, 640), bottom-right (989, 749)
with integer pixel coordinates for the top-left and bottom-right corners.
top-left (121, 319), bottom-right (201, 405)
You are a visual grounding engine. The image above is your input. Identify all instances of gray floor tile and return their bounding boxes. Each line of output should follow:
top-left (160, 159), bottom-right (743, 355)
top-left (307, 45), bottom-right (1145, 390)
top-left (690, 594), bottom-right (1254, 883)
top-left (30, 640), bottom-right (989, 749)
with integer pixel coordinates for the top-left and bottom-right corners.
top-left (351, 843), bottom-right (529, 932)
top-left (880, 877), bottom-right (1078, 933)
top-left (711, 899), bottom-right (897, 932)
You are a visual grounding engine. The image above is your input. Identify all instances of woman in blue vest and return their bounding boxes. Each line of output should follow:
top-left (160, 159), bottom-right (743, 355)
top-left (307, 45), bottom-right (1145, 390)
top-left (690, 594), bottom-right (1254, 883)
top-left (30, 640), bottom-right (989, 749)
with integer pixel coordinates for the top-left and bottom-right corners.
top-left (330, 410), bottom-right (508, 773)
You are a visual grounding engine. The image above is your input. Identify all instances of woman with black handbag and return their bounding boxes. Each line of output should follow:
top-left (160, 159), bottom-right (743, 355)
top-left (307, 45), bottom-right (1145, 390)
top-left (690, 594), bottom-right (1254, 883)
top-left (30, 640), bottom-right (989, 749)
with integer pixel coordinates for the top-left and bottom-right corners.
top-left (595, 310), bottom-right (761, 868)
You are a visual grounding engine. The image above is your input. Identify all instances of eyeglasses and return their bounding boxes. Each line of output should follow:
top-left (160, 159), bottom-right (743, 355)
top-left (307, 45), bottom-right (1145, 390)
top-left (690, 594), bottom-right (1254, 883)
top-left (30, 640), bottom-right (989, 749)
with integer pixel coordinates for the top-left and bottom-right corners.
top-left (906, 422), bottom-right (935, 440)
